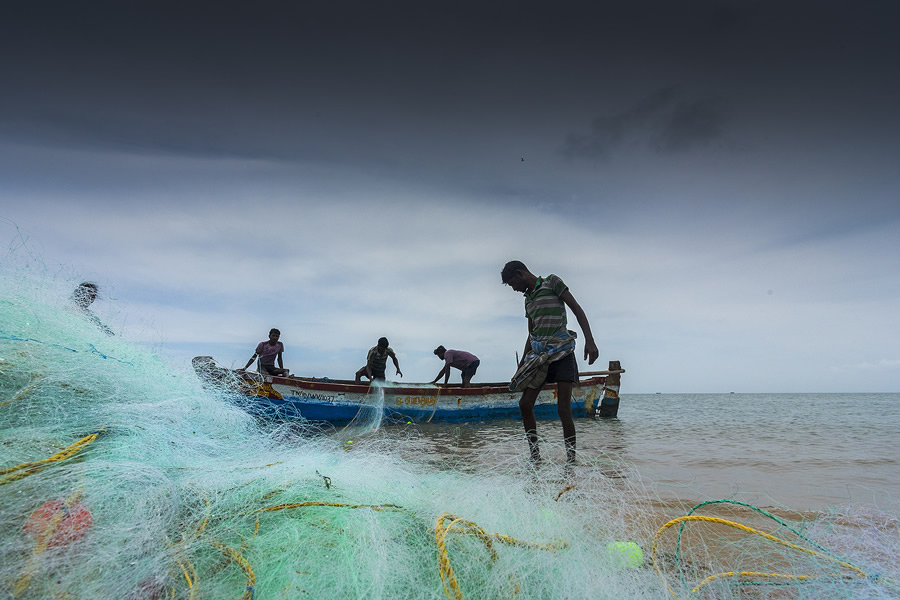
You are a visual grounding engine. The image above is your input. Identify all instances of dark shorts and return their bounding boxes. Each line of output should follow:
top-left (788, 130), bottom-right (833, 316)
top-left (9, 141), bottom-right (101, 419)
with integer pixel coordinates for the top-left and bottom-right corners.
top-left (260, 363), bottom-right (279, 375)
top-left (371, 371), bottom-right (386, 381)
top-left (545, 353), bottom-right (578, 384)
top-left (461, 360), bottom-right (480, 379)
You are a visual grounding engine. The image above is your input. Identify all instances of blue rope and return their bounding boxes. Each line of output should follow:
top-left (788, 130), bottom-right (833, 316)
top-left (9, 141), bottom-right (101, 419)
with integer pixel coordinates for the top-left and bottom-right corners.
top-left (0, 331), bottom-right (134, 366)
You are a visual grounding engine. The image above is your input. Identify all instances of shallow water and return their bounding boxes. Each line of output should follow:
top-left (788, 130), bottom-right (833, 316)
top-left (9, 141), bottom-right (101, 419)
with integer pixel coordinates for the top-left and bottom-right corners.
top-left (376, 392), bottom-right (900, 512)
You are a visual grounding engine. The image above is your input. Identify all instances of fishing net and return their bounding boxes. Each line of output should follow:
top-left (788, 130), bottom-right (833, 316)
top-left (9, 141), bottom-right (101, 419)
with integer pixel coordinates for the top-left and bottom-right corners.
top-left (2, 253), bottom-right (899, 599)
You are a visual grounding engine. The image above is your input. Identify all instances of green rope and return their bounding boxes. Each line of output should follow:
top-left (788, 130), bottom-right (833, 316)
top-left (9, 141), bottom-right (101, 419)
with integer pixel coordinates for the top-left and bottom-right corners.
top-left (674, 499), bottom-right (864, 590)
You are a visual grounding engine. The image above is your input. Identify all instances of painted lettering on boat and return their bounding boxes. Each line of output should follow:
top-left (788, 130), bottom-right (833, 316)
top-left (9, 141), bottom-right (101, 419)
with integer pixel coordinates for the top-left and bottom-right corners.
top-left (395, 394), bottom-right (437, 407)
top-left (301, 393), bottom-right (338, 403)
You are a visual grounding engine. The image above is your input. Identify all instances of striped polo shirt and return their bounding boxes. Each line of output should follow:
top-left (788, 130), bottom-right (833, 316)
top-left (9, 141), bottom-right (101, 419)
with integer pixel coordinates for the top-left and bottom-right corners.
top-left (524, 274), bottom-right (569, 340)
top-left (366, 346), bottom-right (395, 376)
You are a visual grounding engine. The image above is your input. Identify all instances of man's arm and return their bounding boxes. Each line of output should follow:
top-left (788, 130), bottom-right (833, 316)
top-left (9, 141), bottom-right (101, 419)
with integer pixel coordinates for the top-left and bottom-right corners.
top-left (242, 352), bottom-right (258, 370)
top-left (560, 290), bottom-right (599, 364)
top-left (519, 318), bottom-right (534, 366)
top-left (430, 364), bottom-right (449, 385)
top-left (277, 351), bottom-right (284, 369)
top-left (390, 352), bottom-right (403, 377)
top-left (89, 314), bottom-right (114, 336)
top-left (365, 349), bottom-right (374, 378)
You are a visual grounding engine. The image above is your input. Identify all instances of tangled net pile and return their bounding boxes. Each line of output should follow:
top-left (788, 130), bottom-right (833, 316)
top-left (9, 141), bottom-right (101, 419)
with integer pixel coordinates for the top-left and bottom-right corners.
top-left (2, 264), bottom-right (899, 599)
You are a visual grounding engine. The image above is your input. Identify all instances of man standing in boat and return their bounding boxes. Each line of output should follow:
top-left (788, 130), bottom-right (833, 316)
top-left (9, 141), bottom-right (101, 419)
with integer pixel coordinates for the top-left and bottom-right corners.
top-left (430, 345), bottom-right (480, 388)
top-left (240, 328), bottom-right (290, 377)
top-left (501, 260), bottom-right (599, 466)
top-left (355, 337), bottom-right (403, 382)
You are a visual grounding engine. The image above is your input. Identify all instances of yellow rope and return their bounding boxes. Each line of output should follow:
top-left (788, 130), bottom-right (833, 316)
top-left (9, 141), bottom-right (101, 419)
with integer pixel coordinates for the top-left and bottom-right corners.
top-left (0, 432), bottom-right (101, 485)
top-left (211, 542), bottom-right (257, 600)
top-left (651, 515), bottom-right (896, 598)
top-left (194, 491), bottom-right (211, 539)
top-left (554, 484), bottom-right (575, 501)
top-left (253, 501), bottom-right (405, 540)
top-left (165, 488), bottom-right (211, 598)
top-left (435, 516), bottom-right (474, 600)
top-left (254, 501), bottom-right (404, 514)
top-left (693, 571), bottom-right (839, 593)
top-left (254, 501), bottom-right (567, 600)
top-left (174, 557), bottom-right (199, 599)
top-left (339, 384), bottom-right (374, 433)
top-left (427, 385), bottom-right (441, 423)
top-left (435, 513), bottom-right (567, 600)
top-left (0, 375), bottom-right (42, 407)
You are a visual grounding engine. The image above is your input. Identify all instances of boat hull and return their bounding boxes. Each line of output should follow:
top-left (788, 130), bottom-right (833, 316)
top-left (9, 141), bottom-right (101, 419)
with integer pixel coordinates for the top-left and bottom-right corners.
top-left (226, 374), bottom-right (615, 424)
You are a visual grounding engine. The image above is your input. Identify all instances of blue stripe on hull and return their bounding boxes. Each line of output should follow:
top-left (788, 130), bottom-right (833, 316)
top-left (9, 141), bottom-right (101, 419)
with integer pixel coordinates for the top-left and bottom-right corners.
top-left (231, 395), bottom-right (587, 423)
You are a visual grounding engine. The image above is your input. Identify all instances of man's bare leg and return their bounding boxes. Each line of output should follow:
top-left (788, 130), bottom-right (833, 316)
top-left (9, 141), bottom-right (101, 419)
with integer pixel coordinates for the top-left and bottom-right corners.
top-left (519, 387), bottom-right (542, 463)
top-left (556, 381), bottom-right (576, 465)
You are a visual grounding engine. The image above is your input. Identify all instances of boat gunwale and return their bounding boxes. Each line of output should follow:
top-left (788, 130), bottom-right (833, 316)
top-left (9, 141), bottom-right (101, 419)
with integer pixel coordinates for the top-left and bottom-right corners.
top-left (256, 374), bottom-right (608, 396)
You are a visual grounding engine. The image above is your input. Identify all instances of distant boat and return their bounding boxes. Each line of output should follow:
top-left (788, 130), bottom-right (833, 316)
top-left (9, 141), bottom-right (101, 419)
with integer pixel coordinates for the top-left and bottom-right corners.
top-left (194, 357), bottom-right (625, 423)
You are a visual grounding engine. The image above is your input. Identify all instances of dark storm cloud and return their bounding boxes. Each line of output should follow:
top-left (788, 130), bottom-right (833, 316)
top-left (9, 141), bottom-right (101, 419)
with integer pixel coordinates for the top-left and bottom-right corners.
top-left (562, 87), bottom-right (727, 159)
top-left (561, 86), bottom-right (678, 160)
top-left (1, 0), bottom-right (898, 169)
top-left (655, 97), bottom-right (727, 154)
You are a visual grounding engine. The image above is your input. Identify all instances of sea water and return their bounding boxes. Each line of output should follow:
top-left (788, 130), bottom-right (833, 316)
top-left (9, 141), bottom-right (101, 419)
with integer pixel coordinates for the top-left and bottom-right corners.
top-left (2, 270), bottom-right (899, 599)
top-left (389, 393), bottom-right (900, 512)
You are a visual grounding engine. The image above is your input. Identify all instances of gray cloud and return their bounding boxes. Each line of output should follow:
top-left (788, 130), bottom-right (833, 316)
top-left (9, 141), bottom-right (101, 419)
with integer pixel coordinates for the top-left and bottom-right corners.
top-left (562, 86), bottom-right (727, 159)
top-left (655, 97), bottom-right (727, 153)
top-left (561, 86), bottom-right (678, 159)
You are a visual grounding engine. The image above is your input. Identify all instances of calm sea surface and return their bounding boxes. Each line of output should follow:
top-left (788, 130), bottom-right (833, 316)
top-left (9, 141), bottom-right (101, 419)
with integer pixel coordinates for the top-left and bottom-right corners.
top-left (377, 393), bottom-right (900, 512)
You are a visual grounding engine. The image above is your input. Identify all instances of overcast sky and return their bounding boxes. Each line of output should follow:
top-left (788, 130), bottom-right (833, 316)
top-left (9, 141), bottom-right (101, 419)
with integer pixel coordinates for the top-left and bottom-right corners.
top-left (1, 1), bottom-right (898, 392)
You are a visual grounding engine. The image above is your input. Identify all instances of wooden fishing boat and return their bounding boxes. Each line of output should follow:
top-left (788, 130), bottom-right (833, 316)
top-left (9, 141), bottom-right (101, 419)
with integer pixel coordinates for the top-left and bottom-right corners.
top-left (193, 357), bottom-right (624, 423)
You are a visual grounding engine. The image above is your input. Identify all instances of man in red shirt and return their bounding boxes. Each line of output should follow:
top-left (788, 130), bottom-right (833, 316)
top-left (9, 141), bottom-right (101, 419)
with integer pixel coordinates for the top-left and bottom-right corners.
top-left (430, 346), bottom-right (480, 388)
top-left (240, 328), bottom-right (290, 376)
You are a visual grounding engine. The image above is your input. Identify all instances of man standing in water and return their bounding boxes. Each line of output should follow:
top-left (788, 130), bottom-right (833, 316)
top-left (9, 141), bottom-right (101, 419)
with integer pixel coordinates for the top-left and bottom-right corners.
top-left (241, 328), bottom-right (290, 376)
top-left (501, 261), bottom-right (599, 466)
top-left (355, 337), bottom-right (402, 382)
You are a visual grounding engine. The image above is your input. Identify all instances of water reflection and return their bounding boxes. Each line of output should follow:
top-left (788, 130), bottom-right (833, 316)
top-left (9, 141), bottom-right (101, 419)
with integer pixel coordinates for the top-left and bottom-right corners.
top-left (580, 418), bottom-right (630, 479)
top-left (371, 417), bottom-right (632, 481)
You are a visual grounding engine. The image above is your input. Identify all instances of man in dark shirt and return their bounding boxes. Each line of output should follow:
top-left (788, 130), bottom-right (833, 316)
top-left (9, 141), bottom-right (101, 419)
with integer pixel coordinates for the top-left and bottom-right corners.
top-left (355, 337), bottom-right (402, 382)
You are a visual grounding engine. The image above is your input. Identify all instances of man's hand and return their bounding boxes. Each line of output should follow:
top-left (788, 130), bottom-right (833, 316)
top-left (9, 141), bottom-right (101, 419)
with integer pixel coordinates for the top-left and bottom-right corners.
top-left (396, 369), bottom-right (403, 377)
top-left (584, 340), bottom-right (599, 365)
